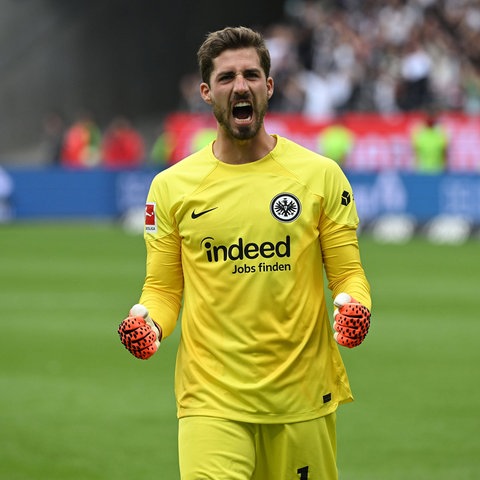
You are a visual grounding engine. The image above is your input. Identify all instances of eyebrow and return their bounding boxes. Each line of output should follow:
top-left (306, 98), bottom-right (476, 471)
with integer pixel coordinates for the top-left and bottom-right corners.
top-left (215, 67), bottom-right (263, 79)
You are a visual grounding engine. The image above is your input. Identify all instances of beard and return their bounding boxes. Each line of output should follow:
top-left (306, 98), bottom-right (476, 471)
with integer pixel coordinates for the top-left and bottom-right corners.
top-left (212, 97), bottom-right (268, 141)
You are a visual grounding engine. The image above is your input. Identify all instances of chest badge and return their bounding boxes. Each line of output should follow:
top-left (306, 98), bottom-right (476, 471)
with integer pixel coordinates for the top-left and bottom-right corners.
top-left (270, 193), bottom-right (301, 223)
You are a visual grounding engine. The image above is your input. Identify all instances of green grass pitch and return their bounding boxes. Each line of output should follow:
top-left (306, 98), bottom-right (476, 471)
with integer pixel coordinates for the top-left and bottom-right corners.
top-left (1, 222), bottom-right (478, 479)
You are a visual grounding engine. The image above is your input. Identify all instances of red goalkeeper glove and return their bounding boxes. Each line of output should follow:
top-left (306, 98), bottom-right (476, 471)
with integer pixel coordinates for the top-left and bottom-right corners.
top-left (118, 304), bottom-right (161, 360)
top-left (333, 293), bottom-right (371, 348)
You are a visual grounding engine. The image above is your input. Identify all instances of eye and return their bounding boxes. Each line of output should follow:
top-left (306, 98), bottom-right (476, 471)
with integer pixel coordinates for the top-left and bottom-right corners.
top-left (218, 73), bottom-right (234, 83)
top-left (244, 70), bottom-right (261, 79)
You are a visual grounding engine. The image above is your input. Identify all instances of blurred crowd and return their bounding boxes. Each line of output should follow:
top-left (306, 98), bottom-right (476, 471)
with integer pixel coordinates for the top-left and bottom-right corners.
top-left (43, 111), bottom-right (156, 170)
top-left (181, 0), bottom-right (480, 117)
top-left (44, 0), bottom-right (480, 172)
top-left (276, 0), bottom-right (480, 115)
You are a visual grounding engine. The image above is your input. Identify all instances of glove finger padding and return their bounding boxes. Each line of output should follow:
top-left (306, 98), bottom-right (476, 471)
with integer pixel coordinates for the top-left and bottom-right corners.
top-left (122, 325), bottom-right (157, 350)
top-left (118, 316), bottom-right (146, 333)
top-left (118, 316), bottom-right (159, 360)
top-left (334, 309), bottom-right (371, 334)
top-left (337, 303), bottom-right (371, 321)
top-left (333, 321), bottom-right (365, 339)
top-left (334, 332), bottom-right (364, 348)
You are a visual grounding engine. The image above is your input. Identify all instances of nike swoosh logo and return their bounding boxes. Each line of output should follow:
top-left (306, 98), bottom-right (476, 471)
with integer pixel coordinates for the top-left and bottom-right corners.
top-left (191, 207), bottom-right (218, 219)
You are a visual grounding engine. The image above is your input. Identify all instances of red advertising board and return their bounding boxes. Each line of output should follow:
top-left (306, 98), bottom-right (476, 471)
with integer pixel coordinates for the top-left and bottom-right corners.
top-left (163, 112), bottom-right (480, 172)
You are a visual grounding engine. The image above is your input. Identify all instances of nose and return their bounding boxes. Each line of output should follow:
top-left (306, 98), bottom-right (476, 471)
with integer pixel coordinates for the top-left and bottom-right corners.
top-left (233, 74), bottom-right (248, 93)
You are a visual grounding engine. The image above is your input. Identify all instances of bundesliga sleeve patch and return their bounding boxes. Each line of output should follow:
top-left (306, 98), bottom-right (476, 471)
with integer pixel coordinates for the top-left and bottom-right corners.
top-left (145, 202), bottom-right (157, 233)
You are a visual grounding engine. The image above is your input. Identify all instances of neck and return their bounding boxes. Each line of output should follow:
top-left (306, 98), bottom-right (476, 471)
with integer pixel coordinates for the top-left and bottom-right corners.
top-left (213, 128), bottom-right (276, 165)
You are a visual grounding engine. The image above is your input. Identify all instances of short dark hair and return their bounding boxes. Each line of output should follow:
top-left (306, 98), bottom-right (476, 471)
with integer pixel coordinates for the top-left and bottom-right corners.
top-left (197, 26), bottom-right (271, 84)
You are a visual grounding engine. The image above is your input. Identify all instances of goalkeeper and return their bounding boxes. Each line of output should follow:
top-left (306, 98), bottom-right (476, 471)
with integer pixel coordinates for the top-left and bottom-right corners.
top-left (118, 26), bottom-right (371, 480)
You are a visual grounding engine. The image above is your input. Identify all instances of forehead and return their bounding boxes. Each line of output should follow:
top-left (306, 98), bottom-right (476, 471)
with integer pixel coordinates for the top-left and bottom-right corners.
top-left (212, 47), bottom-right (262, 74)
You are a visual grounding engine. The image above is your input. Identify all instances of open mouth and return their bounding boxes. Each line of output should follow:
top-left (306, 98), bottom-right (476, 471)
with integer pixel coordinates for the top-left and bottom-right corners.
top-left (232, 101), bottom-right (253, 121)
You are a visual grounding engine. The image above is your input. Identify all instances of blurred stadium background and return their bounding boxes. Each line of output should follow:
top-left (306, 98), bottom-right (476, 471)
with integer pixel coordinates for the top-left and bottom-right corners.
top-left (1, 1), bottom-right (479, 479)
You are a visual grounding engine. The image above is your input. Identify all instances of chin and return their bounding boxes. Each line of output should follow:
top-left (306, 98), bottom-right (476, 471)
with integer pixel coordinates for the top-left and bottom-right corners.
top-left (234, 128), bottom-right (256, 141)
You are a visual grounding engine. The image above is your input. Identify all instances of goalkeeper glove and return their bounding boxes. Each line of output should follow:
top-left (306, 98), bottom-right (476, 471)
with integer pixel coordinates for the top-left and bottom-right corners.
top-left (333, 292), bottom-right (371, 348)
top-left (118, 304), bottom-right (161, 360)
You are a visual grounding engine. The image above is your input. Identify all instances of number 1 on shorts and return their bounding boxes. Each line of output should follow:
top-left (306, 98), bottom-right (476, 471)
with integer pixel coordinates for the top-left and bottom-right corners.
top-left (297, 465), bottom-right (309, 479)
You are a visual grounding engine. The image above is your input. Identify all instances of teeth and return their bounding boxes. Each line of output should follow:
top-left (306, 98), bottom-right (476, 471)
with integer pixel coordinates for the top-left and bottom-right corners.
top-left (235, 102), bottom-right (251, 107)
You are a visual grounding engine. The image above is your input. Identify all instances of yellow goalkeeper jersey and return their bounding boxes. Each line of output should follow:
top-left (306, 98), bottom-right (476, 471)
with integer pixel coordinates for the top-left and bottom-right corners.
top-left (140, 135), bottom-right (371, 424)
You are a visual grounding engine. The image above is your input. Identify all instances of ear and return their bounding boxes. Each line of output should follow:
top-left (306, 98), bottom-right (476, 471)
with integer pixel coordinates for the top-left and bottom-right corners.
top-left (266, 77), bottom-right (274, 100)
top-left (200, 83), bottom-right (212, 104)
